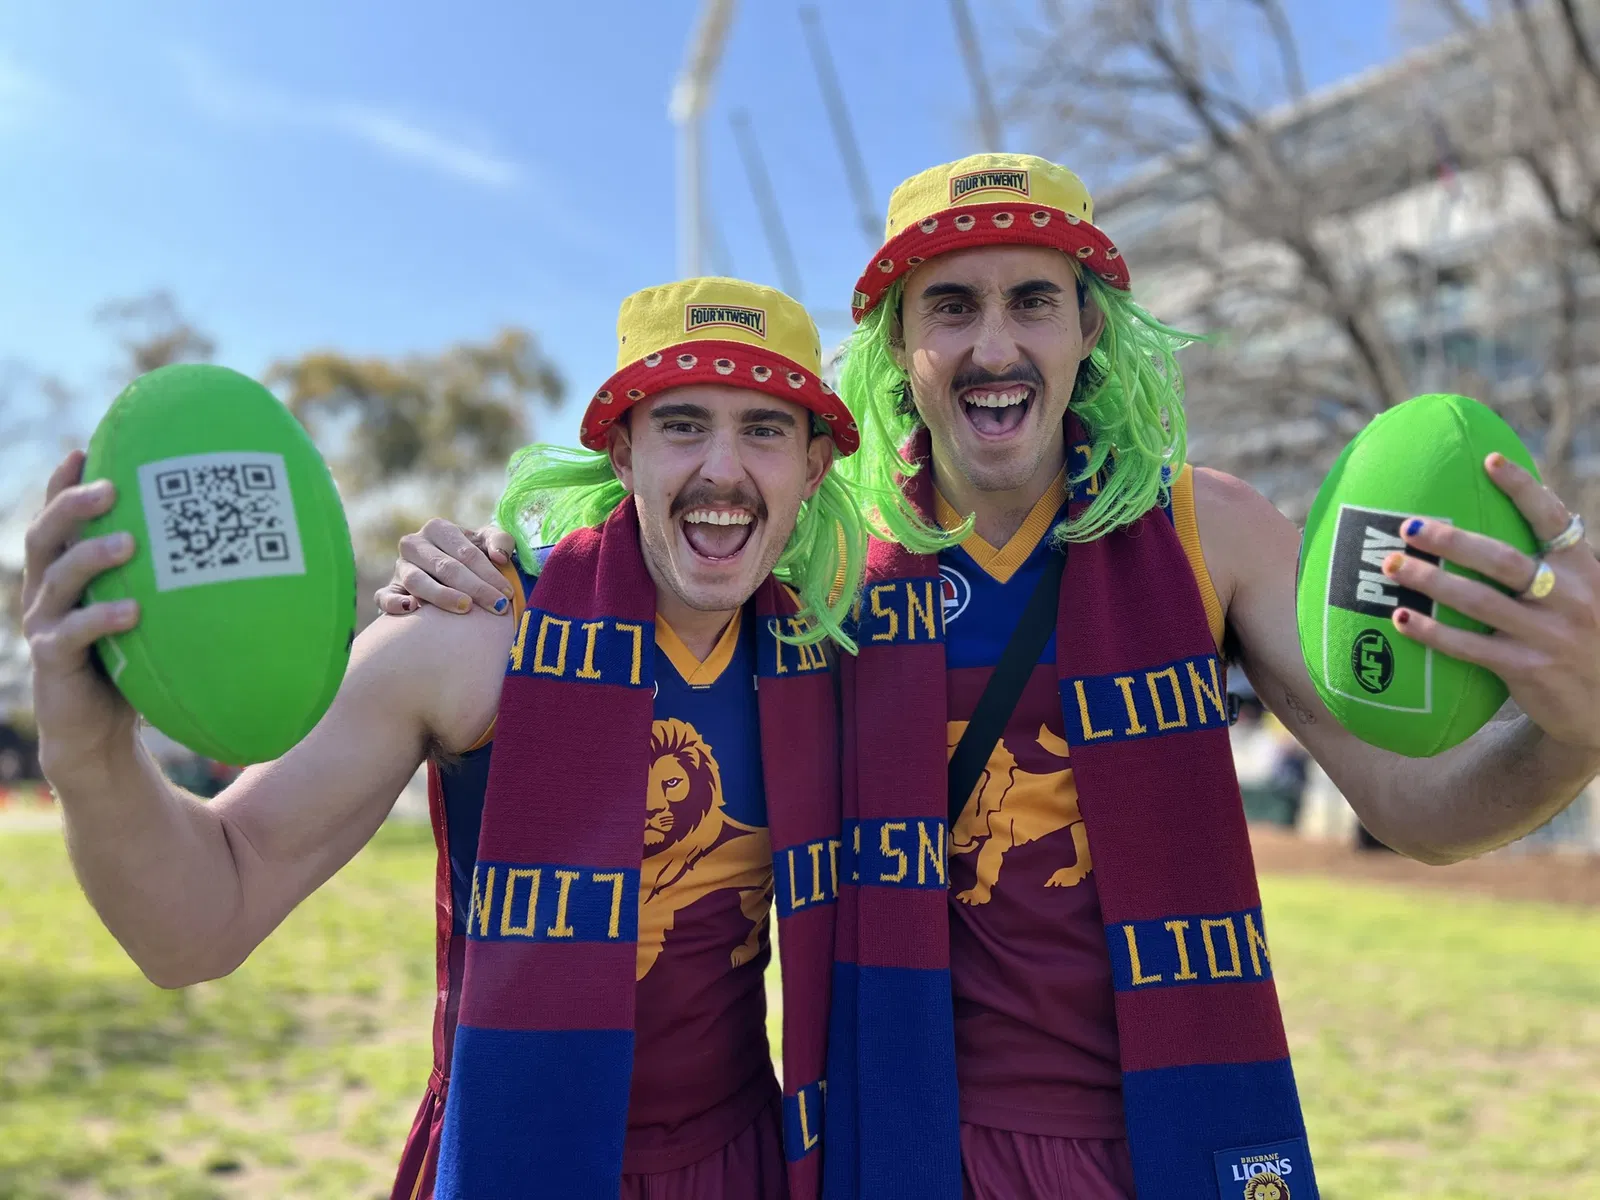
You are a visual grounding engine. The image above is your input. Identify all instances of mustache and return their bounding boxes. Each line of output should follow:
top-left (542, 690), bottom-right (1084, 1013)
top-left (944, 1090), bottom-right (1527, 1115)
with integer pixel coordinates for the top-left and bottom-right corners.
top-left (951, 362), bottom-right (1044, 396)
top-left (670, 485), bottom-right (767, 523)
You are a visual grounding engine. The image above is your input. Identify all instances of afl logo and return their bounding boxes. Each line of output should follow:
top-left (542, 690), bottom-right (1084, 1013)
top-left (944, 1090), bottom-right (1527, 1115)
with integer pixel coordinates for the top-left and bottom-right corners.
top-left (940, 565), bottom-right (971, 624)
top-left (1351, 629), bottom-right (1394, 694)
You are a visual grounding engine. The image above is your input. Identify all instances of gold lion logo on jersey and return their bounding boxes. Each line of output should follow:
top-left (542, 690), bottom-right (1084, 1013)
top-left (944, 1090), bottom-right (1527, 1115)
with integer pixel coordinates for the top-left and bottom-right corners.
top-left (1243, 1172), bottom-right (1289, 1200)
top-left (948, 721), bottom-right (1092, 906)
top-left (637, 719), bottom-right (771, 979)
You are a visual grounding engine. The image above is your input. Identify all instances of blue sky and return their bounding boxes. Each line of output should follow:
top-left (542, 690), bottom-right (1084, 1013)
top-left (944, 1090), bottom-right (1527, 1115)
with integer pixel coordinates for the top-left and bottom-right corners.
top-left (0, 0), bottom-right (1401, 547)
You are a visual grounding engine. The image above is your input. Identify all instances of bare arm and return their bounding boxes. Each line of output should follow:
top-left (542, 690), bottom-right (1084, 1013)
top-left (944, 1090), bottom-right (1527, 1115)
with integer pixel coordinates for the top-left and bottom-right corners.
top-left (26, 452), bottom-right (507, 988)
top-left (1195, 467), bottom-right (1600, 864)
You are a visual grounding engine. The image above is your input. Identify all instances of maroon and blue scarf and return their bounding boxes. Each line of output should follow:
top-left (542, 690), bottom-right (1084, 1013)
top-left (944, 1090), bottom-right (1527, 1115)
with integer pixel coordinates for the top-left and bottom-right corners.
top-left (826, 421), bottom-right (1319, 1199)
top-left (430, 498), bottom-right (839, 1199)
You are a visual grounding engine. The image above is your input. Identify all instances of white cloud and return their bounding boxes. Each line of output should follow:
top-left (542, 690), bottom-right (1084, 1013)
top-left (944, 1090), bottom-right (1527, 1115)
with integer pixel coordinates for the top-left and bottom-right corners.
top-left (167, 44), bottom-right (522, 191)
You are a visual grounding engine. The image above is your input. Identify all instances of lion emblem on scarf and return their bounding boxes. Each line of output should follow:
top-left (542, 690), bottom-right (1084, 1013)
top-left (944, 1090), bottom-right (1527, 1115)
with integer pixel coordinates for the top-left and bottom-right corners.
top-left (948, 721), bottom-right (1092, 906)
top-left (636, 718), bottom-right (771, 980)
top-left (1243, 1173), bottom-right (1289, 1200)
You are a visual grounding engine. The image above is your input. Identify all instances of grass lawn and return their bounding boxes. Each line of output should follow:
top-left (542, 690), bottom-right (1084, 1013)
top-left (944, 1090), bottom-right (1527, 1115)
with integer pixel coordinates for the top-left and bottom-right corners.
top-left (1, 822), bottom-right (1597, 1198)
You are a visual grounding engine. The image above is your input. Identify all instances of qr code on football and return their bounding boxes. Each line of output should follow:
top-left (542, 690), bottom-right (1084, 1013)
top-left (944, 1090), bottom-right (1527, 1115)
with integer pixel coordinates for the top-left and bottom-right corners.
top-left (137, 452), bottom-right (307, 593)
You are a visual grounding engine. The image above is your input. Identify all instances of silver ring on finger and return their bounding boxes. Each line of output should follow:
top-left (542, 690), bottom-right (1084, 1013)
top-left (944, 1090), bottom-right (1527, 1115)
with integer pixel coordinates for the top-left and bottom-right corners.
top-left (1540, 511), bottom-right (1587, 555)
top-left (1518, 557), bottom-right (1558, 601)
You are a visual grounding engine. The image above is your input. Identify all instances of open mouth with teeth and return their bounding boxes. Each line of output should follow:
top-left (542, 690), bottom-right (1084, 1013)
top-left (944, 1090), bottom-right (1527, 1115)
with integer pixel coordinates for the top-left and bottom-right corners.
top-left (960, 384), bottom-right (1034, 439)
top-left (680, 507), bottom-right (757, 562)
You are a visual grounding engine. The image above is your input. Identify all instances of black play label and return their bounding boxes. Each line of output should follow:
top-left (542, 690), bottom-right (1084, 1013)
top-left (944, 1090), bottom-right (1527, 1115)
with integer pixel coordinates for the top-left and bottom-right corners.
top-left (1326, 506), bottom-right (1438, 619)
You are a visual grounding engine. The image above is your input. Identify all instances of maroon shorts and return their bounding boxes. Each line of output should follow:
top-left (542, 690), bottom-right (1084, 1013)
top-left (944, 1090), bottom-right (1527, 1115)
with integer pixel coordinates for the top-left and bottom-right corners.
top-left (961, 1124), bottom-right (1135, 1200)
top-left (619, 1096), bottom-right (788, 1200)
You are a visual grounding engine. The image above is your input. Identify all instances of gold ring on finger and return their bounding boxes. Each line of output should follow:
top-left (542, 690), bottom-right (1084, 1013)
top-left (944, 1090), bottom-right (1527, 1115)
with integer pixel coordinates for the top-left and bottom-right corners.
top-left (1540, 511), bottom-right (1587, 555)
top-left (1519, 557), bottom-right (1557, 601)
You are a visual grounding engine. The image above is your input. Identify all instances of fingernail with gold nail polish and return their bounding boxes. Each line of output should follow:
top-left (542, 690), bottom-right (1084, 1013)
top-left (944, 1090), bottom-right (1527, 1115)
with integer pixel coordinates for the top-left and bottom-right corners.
top-left (1488, 452), bottom-right (1506, 469)
top-left (1383, 553), bottom-right (1404, 575)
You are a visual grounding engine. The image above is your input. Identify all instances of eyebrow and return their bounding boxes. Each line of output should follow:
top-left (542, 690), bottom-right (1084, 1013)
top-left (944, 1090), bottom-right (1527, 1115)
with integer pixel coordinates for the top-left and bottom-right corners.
top-left (918, 278), bottom-right (1065, 305)
top-left (647, 402), bottom-right (797, 428)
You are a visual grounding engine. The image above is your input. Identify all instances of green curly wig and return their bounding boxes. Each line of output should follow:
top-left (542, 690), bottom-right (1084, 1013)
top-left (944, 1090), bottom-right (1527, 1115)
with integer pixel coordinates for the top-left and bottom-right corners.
top-left (494, 438), bottom-right (866, 653)
top-left (836, 271), bottom-right (1201, 553)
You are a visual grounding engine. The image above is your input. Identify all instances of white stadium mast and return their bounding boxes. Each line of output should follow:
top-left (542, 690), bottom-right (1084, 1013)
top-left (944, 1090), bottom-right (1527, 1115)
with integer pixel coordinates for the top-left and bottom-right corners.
top-left (670, 0), bottom-right (741, 280)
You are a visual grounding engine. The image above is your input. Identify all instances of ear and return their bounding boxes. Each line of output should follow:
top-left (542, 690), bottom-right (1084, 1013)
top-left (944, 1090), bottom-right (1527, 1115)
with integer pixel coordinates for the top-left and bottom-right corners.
top-left (888, 310), bottom-right (908, 371)
top-left (608, 419), bottom-right (635, 491)
top-left (1078, 292), bottom-right (1106, 361)
top-left (803, 432), bottom-right (835, 501)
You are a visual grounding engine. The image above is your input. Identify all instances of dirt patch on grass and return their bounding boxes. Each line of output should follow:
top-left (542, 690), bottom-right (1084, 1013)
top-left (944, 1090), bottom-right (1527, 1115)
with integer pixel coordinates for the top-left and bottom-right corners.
top-left (1250, 823), bottom-right (1600, 906)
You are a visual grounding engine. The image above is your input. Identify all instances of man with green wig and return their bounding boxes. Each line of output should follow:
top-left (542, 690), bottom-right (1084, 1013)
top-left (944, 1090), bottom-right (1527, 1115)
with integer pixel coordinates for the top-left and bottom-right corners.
top-left (384, 154), bottom-right (1600, 1200)
top-left (24, 276), bottom-right (867, 1200)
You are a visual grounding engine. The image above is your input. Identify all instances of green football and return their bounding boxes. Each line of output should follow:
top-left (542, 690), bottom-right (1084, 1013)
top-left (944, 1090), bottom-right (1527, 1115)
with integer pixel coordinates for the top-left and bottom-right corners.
top-left (81, 363), bottom-right (356, 765)
top-left (1296, 393), bottom-right (1539, 757)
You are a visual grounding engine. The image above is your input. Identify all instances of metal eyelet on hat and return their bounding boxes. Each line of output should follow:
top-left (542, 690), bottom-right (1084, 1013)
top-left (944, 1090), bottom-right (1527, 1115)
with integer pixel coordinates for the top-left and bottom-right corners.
top-left (848, 420), bottom-right (859, 431)
top-left (644, 352), bottom-right (663, 367)
top-left (627, 388), bottom-right (644, 400)
top-left (1076, 246), bottom-right (1094, 258)
top-left (823, 411), bottom-right (838, 420)
top-left (1101, 271), bottom-right (1119, 281)
top-left (907, 255), bottom-right (924, 265)
top-left (599, 417), bottom-right (614, 426)
top-left (752, 365), bottom-right (773, 382)
top-left (786, 371), bottom-right (805, 389)
top-left (714, 358), bottom-right (735, 374)
top-left (1065, 213), bottom-right (1081, 225)
top-left (1031, 211), bottom-right (1051, 227)
top-left (954, 214), bottom-right (976, 231)
top-left (677, 353), bottom-right (697, 369)
top-left (1105, 246), bottom-right (1121, 260)
top-left (594, 390), bottom-right (612, 404)
top-left (820, 379), bottom-right (835, 394)
top-left (920, 217), bottom-right (939, 234)
top-left (877, 258), bottom-right (894, 273)
top-left (992, 212), bottom-right (1014, 228)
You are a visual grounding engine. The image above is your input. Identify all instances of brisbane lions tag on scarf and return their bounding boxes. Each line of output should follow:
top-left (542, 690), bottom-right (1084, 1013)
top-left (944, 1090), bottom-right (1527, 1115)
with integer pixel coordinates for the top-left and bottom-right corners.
top-left (837, 419), bottom-right (1320, 1199)
top-left (432, 498), bottom-right (840, 1200)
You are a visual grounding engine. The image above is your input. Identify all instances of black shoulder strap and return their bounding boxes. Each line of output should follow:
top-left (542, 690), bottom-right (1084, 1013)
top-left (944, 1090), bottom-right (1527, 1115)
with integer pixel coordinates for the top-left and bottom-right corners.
top-left (946, 545), bottom-right (1066, 830)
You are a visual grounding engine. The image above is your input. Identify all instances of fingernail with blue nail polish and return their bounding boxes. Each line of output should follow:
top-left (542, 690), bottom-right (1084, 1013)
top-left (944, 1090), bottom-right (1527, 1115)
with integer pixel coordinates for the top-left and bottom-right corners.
top-left (495, 597), bottom-right (509, 614)
top-left (1405, 519), bottom-right (1424, 537)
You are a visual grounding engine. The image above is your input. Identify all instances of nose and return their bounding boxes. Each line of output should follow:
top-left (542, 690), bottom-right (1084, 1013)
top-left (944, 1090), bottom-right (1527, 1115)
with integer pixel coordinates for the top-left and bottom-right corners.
top-left (969, 308), bottom-right (1022, 377)
top-left (698, 424), bottom-right (746, 489)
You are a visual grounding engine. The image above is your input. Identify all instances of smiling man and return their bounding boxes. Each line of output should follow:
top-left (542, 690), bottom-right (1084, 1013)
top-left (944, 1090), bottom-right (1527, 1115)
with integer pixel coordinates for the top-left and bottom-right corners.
top-left (383, 156), bottom-right (1600, 1200)
top-left (22, 277), bottom-right (865, 1200)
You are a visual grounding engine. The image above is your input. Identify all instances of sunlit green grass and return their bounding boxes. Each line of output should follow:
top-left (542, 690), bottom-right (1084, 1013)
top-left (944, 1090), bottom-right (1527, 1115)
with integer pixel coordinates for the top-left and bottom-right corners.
top-left (1, 823), bottom-right (1596, 1198)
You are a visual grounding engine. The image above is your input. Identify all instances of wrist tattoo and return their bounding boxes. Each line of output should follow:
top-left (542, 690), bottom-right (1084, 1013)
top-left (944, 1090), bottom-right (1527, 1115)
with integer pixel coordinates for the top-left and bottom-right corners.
top-left (1284, 688), bottom-right (1318, 725)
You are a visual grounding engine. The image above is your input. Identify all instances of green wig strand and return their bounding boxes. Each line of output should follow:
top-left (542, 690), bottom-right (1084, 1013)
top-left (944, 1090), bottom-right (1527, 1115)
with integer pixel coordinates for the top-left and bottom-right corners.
top-left (836, 272), bottom-right (1201, 547)
top-left (494, 441), bottom-right (865, 653)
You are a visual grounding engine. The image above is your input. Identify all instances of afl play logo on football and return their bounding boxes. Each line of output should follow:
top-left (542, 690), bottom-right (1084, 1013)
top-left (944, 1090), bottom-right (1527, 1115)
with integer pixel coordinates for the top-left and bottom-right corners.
top-left (1351, 628), bottom-right (1394, 694)
top-left (939, 565), bottom-right (971, 624)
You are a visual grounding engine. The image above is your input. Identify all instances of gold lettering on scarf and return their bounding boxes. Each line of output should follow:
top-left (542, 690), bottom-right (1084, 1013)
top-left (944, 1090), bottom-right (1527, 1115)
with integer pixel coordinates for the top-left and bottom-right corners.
top-left (917, 820), bottom-right (946, 885)
top-left (787, 849), bottom-right (806, 911)
top-left (798, 1089), bottom-right (821, 1151)
top-left (1122, 924), bottom-right (1163, 985)
top-left (869, 585), bottom-right (900, 642)
top-left (808, 842), bottom-right (828, 901)
top-left (1202, 917), bottom-right (1243, 979)
top-left (1074, 680), bottom-right (1114, 740)
top-left (1146, 667), bottom-right (1188, 731)
top-left (907, 581), bottom-right (939, 640)
top-left (852, 825), bottom-right (861, 883)
top-left (1186, 657), bottom-right (1227, 723)
top-left (471, 865), bottom-right (497, 937)
top-left (500, 867), bottom-right (541, 937)
top-left (1114, 676), bottom-right (1148, 735)
top-left (879, 822), bottom-right (908, 882)
top-left (593, 871), bottom-right (626, 939)
top-left (1166, 919), bottom-right (1200, 980)
top-left (616, 622), bottom-right (645, 685)
top-left (508, 613), bottom-right (531, 672)
top-left (1244, 912), bottom-right (1272, 975)
top-left (828, 838), bottom-right (841, 896)
top-left (577, 621), bottom-right (606, 680)
top-left (546, 869), bottom-right (581, 937)
top-left (533, 616), bottom-right (571, 675)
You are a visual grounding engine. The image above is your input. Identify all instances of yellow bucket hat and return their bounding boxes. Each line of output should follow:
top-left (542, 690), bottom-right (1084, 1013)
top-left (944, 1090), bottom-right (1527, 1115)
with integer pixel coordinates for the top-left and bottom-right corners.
top-left (580, 276), bottom-right (858, 455)
top-left (850, 153), bottom-right (1129, 322)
